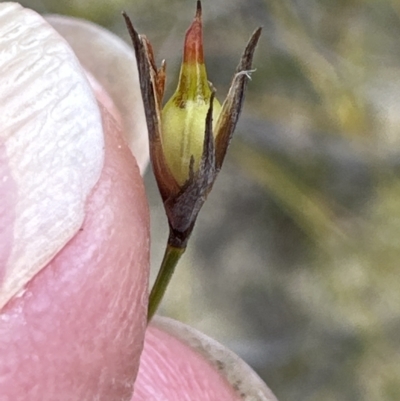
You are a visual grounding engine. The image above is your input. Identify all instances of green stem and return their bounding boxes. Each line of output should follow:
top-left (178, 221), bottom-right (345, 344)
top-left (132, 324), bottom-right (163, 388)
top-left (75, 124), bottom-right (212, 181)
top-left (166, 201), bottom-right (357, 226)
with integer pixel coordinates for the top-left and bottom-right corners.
top-left (147, 242), bottom-right (185, 322)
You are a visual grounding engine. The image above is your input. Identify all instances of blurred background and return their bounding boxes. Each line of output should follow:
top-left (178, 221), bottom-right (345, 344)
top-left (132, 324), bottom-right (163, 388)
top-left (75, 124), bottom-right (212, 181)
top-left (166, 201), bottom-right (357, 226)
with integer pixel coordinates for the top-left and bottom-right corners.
top-left (13, 0), bottom-right (400, 399)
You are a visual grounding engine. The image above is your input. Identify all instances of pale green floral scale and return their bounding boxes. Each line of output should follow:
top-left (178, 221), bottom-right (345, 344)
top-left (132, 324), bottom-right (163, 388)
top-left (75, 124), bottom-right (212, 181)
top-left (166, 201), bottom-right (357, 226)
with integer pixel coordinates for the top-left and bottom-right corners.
top-left (161, 62), bottom-right (222, 186)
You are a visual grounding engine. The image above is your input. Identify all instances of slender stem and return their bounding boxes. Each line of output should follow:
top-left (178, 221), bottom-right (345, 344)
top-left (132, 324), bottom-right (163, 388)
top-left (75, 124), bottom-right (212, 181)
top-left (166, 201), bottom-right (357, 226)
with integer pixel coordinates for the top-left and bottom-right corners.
top-left (147, 242), bottom-right (185, 322)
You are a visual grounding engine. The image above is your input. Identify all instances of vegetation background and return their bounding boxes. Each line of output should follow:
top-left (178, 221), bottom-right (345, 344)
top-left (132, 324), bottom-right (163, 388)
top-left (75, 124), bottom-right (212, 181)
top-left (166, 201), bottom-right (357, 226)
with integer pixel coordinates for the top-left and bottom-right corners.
top-left (12, 0), bottom-right (400, 399)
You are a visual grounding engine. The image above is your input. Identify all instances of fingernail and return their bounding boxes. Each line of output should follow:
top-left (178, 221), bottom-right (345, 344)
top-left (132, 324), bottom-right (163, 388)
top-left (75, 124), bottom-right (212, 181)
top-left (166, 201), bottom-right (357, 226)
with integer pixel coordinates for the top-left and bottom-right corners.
top-left (148, 316), bottom-right (279, 400)
top-left (46, 15), bottom-right (149, 174)
top-left (0, 3), bottom-right (104, 309)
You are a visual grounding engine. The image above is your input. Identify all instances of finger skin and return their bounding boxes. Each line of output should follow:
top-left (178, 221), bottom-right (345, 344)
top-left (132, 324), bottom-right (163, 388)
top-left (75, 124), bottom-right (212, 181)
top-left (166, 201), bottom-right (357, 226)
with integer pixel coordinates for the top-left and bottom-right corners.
top-left (132, 325), bottom-right (241, 400)
top-left (0, 104), bottom-right (150, 401)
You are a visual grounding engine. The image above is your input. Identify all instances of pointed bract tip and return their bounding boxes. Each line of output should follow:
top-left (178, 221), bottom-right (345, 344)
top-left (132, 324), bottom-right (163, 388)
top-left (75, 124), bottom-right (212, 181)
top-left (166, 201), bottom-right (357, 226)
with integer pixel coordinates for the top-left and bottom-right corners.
top-left (183, 3), bottom-right (204, 64)
top-left (254, 27), bottom-right (263, 41)
top-left (196, 0), bottom-right (202, 19)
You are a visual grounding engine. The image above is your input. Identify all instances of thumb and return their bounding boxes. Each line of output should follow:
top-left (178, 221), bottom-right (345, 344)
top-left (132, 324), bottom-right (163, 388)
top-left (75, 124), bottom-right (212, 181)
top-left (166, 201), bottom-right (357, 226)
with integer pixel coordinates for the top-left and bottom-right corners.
top-left (0, 4), bottom-right (149, 401)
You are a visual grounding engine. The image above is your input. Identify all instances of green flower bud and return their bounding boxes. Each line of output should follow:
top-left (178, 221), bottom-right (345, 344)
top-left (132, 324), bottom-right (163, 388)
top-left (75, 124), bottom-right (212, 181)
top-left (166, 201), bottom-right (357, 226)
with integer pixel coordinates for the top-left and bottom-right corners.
top-left (161, 5), bottom-right (221, 185)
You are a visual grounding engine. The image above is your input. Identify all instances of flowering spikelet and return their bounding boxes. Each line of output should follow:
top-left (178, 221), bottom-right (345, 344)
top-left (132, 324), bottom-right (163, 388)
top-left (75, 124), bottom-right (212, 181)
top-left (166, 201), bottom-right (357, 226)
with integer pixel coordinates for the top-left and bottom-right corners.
top-left (123, 2), bottom-right (261, 247)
